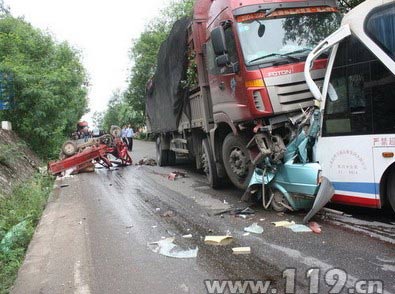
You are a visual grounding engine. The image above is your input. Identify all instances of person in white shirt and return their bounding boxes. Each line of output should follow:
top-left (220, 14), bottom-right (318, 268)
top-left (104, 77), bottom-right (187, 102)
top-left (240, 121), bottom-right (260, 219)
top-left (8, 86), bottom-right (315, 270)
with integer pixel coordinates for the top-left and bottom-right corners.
top-left (121, 125), bottom-right (129, 146)
top-left (126, 124), bottom-right (134, 151)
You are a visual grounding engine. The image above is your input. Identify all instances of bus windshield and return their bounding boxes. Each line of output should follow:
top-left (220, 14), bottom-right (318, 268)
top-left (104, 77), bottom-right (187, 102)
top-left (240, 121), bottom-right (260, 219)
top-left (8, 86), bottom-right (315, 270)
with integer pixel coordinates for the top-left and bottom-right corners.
top-left (237, 11), bottom-right (341, 66)
top-left (323, 35), bottom-right (395, 136)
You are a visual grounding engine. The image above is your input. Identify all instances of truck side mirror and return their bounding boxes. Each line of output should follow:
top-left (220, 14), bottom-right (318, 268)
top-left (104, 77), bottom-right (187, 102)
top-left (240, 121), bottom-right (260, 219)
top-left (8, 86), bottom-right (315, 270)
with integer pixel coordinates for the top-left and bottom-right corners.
top-left (211, 27), bottom-right (227, 56)
top-left (216, 54), bottom-right (229, 67)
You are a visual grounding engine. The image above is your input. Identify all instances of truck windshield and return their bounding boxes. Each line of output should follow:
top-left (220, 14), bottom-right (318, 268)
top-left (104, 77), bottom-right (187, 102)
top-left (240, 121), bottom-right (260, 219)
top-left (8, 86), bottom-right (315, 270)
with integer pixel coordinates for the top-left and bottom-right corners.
top-left (237, 12), bottom-right (340, 66)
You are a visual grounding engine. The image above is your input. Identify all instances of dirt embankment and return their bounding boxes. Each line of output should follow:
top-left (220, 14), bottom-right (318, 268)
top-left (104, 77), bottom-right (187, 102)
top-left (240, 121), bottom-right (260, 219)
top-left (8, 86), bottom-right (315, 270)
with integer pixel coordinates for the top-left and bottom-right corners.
top-left (0, 129), bottom-right (41, 197)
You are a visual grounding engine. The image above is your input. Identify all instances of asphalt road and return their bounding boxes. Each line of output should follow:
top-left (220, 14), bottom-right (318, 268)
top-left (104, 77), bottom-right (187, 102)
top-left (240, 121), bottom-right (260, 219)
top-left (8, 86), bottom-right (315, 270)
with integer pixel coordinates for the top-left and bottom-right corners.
top-left (12, 140), bottom-right (395, 294)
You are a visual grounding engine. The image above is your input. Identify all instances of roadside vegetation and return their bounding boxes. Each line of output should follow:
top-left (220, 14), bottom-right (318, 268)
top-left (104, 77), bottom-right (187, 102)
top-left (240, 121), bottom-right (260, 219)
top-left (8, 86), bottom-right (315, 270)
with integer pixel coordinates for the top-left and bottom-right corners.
top-left (0, 1), bottom-right (85, 292)
top-left (0, 174), bottom-right (53, 294)
top-left (0, 2), bottom-right (88, 160)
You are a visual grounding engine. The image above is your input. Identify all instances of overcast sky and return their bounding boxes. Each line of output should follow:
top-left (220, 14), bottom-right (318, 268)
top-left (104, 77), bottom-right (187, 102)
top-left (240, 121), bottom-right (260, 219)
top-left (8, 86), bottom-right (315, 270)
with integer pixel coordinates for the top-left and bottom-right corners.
top-left (5, 0), bottom-right (166, 124)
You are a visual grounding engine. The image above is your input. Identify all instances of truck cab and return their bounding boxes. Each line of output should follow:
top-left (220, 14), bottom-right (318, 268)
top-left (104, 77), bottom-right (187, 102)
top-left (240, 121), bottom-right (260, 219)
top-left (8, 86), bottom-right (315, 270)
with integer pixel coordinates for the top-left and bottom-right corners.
top-left (196, 0), bottom-right (340, 188)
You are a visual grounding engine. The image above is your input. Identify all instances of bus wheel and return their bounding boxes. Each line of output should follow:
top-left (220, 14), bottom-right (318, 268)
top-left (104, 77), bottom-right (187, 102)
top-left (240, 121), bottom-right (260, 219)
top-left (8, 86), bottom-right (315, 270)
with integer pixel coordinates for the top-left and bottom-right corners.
top-left (202, 138), bottom-right (220, 189)
top-left (222, 133), bottom-right (253, 190)
top-left (156, 137), bottom-right (168, 166)
top-left (387, 171), bottom-right (395, 213)
top-left (270, 189), bottom-right (290, 212)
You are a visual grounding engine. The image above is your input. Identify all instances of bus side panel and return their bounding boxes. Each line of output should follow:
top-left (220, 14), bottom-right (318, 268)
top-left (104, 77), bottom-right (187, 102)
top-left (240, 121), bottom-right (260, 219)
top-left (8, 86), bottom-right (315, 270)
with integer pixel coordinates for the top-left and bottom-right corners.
top-left (372, 136), bottom-right (395, 205)
top-left (314, 136), bottom-right (380, 208)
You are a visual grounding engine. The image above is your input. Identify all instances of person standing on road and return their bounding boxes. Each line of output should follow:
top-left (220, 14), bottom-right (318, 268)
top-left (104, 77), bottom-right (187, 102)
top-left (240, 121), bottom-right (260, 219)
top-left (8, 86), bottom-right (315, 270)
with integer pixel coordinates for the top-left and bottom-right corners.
top-left (83, 126), bottom-right (89, 142)
top-left (121, 125), bottom-right (129, 146)
top-left (126, 124), bottom-right (134, 151)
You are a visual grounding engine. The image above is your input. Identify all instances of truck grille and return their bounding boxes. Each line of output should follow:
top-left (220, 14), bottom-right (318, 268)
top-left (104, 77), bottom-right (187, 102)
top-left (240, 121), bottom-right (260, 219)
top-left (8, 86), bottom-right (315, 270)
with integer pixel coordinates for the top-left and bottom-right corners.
top-left (265, 69), bottom-right (325, 114)
top-left (253, 91), bottom-right (265, 111)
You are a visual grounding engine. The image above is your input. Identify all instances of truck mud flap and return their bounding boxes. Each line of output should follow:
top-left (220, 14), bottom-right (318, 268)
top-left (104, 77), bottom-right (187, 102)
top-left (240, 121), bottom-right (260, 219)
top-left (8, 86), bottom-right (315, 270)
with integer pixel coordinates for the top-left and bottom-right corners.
top-left (303, 177), bottom-right (335, 224)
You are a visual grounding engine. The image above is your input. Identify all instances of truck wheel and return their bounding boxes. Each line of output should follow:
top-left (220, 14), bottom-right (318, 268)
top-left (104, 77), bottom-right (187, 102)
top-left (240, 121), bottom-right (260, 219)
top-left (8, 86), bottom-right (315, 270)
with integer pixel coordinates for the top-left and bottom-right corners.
top-left (202, 138), bottom-right (220, 189)
top-left (167, 150), bottom-right (176, 166)
top-left (222, 133), bottom-right (253, 190)
top-left (386, 170), bottom-right (395, 213)
top-left (62, 141), bottom-right (78, 157)
top-left (156, 137), bottom-right (168, 166)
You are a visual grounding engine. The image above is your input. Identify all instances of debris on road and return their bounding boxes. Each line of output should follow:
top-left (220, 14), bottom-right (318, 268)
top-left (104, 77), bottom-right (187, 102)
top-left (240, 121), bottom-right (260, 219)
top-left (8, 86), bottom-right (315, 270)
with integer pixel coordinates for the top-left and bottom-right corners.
top-left (214, 207), bottom-right (255, 217)
top-left (167, 171), bottom-right (187, 181)
top-left (244, 223), bottom-right (264, 234)
top-left (232, 247), bottom-right (251, 255)
top-left (272, 221), bottom-right (295, 227)
top-left (204, 236), bottom-right (233, 246)
top-left (79, 163), bottom-right (95, 173)
top-left (149, 237), bottom-right (198, 259)
top-left (161, 210), bottom-right (175, 217)
top-left (288, 224), bottom-right (312, 233)
top-left (138, 158), bottom-right (157, 166)
top-left (308, 222), bottom-right (322, 234)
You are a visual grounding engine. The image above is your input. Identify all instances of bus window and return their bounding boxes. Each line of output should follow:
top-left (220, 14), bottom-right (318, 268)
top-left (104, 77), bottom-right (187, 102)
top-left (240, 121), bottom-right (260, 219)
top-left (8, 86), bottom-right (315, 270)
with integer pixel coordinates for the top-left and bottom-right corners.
top-left (366, 3), bottom-right (395, 61)
top-left (323, 36), bottom-right (374, 136)
top-left (371, 58), bottom-right (395, 133)
top-left (323, 35), bottom-right (395, 136)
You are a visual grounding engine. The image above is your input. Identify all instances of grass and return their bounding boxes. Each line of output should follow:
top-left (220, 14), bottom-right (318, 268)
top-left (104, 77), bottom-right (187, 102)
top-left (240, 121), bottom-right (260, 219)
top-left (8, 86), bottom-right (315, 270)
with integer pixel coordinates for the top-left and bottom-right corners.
top-left (0, 173), bottom-right (53, 294)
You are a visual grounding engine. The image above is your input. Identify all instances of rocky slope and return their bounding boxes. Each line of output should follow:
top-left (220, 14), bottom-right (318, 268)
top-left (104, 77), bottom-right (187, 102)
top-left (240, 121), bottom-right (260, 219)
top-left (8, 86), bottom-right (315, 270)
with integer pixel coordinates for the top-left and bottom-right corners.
top-left (0, 129), bottom-right (41, 197)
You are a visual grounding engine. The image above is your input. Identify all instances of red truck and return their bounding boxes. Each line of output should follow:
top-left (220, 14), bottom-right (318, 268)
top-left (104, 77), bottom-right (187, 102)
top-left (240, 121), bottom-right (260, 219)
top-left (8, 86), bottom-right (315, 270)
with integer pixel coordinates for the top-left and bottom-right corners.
top-left (147, 0), bottom-right (340, 189)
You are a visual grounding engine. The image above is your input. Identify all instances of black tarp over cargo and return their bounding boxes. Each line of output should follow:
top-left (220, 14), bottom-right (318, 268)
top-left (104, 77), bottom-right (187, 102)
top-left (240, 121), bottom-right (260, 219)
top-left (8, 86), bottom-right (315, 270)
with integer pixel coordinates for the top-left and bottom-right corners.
top-left (146, 18), bottom-right (190, 133)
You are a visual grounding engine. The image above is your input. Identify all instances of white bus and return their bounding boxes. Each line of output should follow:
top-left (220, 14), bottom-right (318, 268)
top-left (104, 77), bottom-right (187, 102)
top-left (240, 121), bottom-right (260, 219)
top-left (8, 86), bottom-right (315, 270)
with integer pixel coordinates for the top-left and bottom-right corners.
top-left (305, 0), bottom-right (395, 212)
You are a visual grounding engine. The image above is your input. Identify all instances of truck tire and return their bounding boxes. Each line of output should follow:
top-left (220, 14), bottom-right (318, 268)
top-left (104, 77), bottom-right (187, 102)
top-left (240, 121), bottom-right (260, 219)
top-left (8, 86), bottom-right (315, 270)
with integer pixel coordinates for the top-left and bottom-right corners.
top-left (167, 150), bottom-right (176, 166)
top-left (222, 133), bottom-right (254, 190)
top-left (386, 169), bottom-right (395, 213)
top-left (202, 138), bottom-right (220, 189)
top-left (62, 140), bottom-right (78, 157)
top-left (156, 137), bottom-right (169, 166)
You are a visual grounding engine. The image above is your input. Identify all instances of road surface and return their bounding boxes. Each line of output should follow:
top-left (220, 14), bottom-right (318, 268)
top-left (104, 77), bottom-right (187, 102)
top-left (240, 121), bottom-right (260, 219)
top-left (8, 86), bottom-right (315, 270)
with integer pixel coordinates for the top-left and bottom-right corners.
top-left (12, 140), bottom-right (395, 294)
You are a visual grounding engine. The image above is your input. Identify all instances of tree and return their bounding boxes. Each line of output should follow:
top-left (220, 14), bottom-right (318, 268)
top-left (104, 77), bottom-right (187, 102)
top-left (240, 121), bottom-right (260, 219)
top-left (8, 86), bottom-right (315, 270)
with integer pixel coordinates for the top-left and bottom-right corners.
top-left (92, 111), bottom-right (104, 129)
top-left (0, 0), bottom-right (9, 15)
top-left (102, 0), bottom-right (194, 128)
top-left (0, 16), bottom-right (88, 159)
top-left (102, 89), bottom-right (123, 131)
